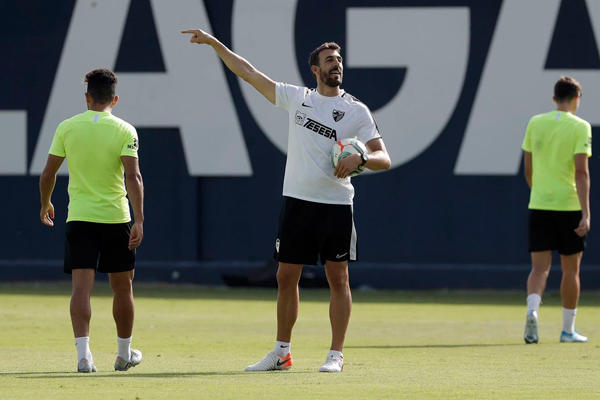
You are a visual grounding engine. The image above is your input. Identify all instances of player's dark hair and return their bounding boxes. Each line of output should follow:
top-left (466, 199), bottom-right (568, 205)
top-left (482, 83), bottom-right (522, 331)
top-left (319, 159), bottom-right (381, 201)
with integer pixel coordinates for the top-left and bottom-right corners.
top-left (308, 42), bottom-right (342, 67)
top-left (85, 68), bottom-right (117, 104)
top-left (554, 76), bottom-right (582, 102)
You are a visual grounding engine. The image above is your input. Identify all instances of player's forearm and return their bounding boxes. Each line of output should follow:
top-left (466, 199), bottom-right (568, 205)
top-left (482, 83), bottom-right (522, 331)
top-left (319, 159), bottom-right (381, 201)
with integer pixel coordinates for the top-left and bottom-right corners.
top-left (209, 37), bottom-right (257, 82)
top-left (39, 170), bottom-right (56, 206)
top-left (364, 150), bottom-right (391, 171)
top-left (524, 166), bottom-right (532, 188)
top-left (125, 173), bottom-right (144, 223)
top-left (575, 170), bottom-right (590, 218)
top-left (523, 152), bottom-right (532, 188)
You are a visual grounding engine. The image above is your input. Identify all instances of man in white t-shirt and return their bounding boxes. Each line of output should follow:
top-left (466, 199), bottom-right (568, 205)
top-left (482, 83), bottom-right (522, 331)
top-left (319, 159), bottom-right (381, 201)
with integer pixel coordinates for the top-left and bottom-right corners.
top-left (182, 29), bottom-right (391, 373)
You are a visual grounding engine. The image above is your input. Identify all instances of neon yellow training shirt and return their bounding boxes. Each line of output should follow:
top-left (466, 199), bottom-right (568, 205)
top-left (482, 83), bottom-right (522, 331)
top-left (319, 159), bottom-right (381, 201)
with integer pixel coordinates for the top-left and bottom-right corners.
top-left (49, 110), bottom-right (139, 223)
top-left (522, 110), bottom-right (592, 211)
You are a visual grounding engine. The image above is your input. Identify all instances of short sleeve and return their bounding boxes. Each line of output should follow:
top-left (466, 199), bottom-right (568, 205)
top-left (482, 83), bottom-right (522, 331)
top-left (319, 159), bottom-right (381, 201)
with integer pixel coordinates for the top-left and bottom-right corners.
top-left (48, 121), bottom-right (66, 157)
top-left (120, 125), bottom-right (139, 158)
top-left (522, 118), bottom-right (533, 152)
top-left (276, 82), bottom-right (305, 111)
top-left (356, 105), bottom-right (381, 145)
top-left (574, 122), bottom-right (592, 157)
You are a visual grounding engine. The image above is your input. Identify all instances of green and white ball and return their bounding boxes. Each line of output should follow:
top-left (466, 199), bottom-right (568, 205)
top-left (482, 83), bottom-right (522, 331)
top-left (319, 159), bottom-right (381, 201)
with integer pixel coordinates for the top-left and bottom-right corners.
top-left (331, 137), bottom-right (367, 177)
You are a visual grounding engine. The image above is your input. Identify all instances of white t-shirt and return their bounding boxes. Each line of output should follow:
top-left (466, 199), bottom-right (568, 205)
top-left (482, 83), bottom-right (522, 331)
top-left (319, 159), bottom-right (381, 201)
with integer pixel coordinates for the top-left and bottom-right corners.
top-left (275, 82), bottom-right (381, 205)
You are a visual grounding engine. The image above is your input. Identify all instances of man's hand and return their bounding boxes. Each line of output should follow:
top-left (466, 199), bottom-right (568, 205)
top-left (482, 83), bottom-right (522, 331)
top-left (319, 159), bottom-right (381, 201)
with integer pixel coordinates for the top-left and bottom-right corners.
top-left (129, 221), bottom-right (144, 250)
top-left (40, 202), bottom-right (55, 227)
top-left (574, 216), bottom-right (590, 237)
top-left (334, 154), bottom-right (362, 179)
top-left (181, 29), bottom-right (214, 45)
top-left (181, 28), bottom-right (277, 104)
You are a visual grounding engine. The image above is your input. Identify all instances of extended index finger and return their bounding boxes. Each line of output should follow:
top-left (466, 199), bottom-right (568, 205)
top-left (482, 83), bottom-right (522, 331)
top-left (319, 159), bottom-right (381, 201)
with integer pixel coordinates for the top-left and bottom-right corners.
top-left (181, 30), bottom-right (197, 34)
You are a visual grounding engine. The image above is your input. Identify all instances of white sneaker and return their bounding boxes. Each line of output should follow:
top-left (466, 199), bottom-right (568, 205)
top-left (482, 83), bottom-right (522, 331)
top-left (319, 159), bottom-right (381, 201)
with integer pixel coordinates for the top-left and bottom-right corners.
top-left (245, 351), bottom-right (292, 371)
top-left (77, 358), bottom-right (97, 373)
top-left (319, 353), bottom-right (344, 372)
top-left (560, 331), bottom-right (588, 343)
top-left (524, 310), bottom-right (539, 344)
top-left (114, 348), bottom-right (143, 371)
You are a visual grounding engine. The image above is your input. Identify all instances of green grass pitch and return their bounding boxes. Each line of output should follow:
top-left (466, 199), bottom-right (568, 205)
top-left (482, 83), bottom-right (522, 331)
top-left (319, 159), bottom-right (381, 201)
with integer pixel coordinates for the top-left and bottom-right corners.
top-left (1, 283), bottom-right (600, 399)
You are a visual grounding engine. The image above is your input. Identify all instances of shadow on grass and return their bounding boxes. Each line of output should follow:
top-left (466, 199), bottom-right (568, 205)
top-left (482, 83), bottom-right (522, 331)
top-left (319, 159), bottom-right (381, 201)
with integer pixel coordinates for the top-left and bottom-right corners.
top-left (7, 371), bottom-right (311, 379)
top-left (2, 283), bottom-right (600, 306)
top-left (346, 343), bottom-right (526, 350)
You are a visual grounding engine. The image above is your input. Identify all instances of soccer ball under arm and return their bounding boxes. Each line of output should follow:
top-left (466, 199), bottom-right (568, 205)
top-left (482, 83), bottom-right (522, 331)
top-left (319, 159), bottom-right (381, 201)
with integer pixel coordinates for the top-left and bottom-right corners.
top-left (331, 137), bottom-right (368, 177)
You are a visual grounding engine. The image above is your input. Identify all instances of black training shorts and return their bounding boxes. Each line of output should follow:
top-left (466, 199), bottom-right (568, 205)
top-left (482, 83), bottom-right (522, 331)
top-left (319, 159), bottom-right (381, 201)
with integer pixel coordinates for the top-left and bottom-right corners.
top-left (528, 209), bottom-right (586, 255)
top-left (64, 221), bottom-right (135, 274)
top-left (274, 196), bottom-right (357, 266)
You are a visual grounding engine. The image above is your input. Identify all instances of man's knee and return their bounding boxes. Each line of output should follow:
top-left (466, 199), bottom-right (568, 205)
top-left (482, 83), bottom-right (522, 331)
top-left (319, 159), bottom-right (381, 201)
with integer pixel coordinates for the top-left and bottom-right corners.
top-left (325, 264), bottom-right (349, 292)
top-left (328, 275), bottom-right (349, 292)
top-left (109, 272), bottom-right (133, 295)
top-left (531, 263), bottom-right (551, 276)
top-left (276, 265), bottom-right (301, 289)
top-left (561, 266), bottom-right (580, 277)
top-left (71, 269), bottom-right (95, 296)
top-left (561, 253), bottom-right (582, 276)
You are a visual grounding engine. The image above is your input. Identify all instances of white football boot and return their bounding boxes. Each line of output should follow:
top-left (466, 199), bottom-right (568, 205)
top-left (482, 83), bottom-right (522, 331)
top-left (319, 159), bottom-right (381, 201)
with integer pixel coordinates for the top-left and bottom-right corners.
top-left (524, 310), bottom-right (539, 344)
top-left (77, 358), bottom-right (97, 373)
top-left (319, 352), bottom-right (344, 372)
top-left (245, 351), bottom-right (293, 371)
top-left (560, 331), bottom-right (588, 343)
top-left (114, 348), bottom-right (143, 371)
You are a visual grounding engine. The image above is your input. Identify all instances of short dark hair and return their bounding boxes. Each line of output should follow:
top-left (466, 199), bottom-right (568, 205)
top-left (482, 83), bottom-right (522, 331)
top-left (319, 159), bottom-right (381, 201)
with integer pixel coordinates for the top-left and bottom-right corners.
top-left (308, 42), bottom-right (342, 67)
top-left (85, 68), bottom-right (117, 104)
top-left (554, 76), bottom-right (582, 102)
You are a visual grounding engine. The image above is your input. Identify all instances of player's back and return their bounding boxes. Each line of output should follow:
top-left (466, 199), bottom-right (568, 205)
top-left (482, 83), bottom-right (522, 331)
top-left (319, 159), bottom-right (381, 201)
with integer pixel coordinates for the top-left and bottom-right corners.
top-left (524, 110), bottom-right (591, 210)
top-left (50, 110), bottom-right (138, 223)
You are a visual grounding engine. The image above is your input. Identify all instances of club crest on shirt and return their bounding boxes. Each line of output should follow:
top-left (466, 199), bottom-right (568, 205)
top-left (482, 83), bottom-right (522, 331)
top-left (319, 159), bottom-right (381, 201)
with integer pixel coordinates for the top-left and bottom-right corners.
top-left (332, 109), bottom-right (345, 122)
top-left (295, 111), bottom-right (307, 126)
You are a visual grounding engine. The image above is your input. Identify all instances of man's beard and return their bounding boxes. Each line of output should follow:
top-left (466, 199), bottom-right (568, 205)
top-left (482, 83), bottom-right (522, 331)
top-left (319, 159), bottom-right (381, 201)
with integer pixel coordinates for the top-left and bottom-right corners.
top-left (320, 68), bottom-right (342, 87)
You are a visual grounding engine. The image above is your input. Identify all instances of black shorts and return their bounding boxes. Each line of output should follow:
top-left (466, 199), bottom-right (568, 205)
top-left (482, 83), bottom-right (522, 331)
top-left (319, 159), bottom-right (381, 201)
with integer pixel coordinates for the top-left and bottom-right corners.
top-left (528, 210), bottom-right (586, 255)
top-left (64, 221), bottom-right (135, 274)
top-left (274, 196), bottom-right (357, 266)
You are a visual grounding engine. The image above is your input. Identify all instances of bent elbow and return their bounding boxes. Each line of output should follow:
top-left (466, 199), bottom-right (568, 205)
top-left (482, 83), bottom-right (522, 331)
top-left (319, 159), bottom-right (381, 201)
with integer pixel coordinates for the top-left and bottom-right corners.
top-left (379, 155), bottom-right (391, 170)
top-left (384, 157), bottom-right (392, 170)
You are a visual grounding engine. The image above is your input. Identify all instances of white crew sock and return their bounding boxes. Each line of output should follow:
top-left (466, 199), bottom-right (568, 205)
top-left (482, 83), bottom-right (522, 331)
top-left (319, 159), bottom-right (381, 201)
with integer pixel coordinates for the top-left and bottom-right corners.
top-left (526, 293), bottom-right (542, 312)
top-left (328, 350), bottom-right (343, 359)
top-left (117, 336), bottom-right (132, 361)
top-left (274, 341), bottom-right (290, 356)
top-left (75, 336), bottom-right (93, 362)
top-left (562, 308), bottom-right (577, 334)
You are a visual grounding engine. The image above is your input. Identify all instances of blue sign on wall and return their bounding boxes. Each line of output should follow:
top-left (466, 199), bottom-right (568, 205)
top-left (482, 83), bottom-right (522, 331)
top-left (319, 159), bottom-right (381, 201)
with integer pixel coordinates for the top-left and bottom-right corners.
top-left (1, 0), bottom-right (598, 271)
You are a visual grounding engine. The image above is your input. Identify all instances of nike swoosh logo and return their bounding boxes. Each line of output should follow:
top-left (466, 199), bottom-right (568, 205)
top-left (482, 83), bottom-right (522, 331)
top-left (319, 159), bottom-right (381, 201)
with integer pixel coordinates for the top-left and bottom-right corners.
top-left (336, 252), bottom-right (348, 259)
top-left (277, 357), bottom-right (291, 366)
top-left (301, 102), bottom-right (313, 108)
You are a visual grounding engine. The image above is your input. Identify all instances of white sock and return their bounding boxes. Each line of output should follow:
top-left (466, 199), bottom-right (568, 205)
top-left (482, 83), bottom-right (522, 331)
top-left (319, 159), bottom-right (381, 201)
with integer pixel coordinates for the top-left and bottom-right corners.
top-left (562, 308), bottom-right (577, 334)
top-left (328, 350), bottom-right (343, 359)
top-left (274, 341), bottom-right (290, 356)
top-left (75, 336), bottom-right (93, 362)
top-left (526, 293), bottom-right (542, 313)
top-left (117, 336), bottom-right (132, 361)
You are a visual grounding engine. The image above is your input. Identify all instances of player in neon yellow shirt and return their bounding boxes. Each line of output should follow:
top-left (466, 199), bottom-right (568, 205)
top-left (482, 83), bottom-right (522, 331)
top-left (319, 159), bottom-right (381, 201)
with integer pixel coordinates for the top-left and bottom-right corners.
top-left (521, 76), bottom-right (591, 344)
top-left (39, 69), bottom-right (145, 372)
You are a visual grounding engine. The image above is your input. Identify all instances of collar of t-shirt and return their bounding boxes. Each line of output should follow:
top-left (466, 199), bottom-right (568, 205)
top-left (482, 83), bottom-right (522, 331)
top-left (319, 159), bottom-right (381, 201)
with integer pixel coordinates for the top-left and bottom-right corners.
top-left (311, 88), bottom-right (346, 103)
